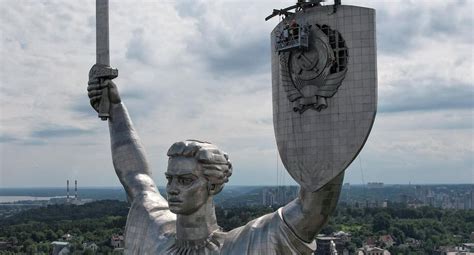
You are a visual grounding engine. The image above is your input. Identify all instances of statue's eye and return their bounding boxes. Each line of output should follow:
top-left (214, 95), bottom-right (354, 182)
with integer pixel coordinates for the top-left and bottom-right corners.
top-left (179, 178), bottom-right (193, 186)
top-left (165, 176), bottom-right (172, 185)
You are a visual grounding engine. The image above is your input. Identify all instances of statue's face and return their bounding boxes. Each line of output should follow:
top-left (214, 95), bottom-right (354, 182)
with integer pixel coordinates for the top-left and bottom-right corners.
top-left (165, 157), bottom-right (209, 215)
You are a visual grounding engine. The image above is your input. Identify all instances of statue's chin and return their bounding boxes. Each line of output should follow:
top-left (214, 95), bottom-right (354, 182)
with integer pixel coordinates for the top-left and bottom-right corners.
top-left (168, 202), bottom-right (183, 213)
top-left (168, 203), bottom-right (196, 215)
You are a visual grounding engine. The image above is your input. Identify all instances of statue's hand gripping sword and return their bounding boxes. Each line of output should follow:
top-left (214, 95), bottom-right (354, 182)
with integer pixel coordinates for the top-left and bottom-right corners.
top-left (89, 0), bottom-right (118, 120)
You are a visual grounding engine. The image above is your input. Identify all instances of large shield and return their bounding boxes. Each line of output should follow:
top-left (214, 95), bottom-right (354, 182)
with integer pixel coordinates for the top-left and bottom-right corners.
top-left (272, 5), bottom-right (377, 192)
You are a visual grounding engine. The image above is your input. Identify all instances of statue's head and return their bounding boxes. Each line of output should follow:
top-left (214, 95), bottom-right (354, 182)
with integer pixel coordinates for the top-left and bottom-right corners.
top-left (165, 140), bottom-right (232, 215)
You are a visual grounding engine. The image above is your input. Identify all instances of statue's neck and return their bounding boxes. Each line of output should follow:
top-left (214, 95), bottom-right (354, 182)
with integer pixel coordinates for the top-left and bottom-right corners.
top-left (176, 197), bottom-right (219, 241)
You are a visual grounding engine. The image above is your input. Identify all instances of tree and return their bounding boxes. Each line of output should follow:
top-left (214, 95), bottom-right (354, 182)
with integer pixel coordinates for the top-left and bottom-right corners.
top-left (45, 229), bottom-right (57, 241)
top-left (84, 248), bottom-right (95, 255)
top-left (57, 229), bottom-right (64, 237)
top-left (320, 224), bottom-right (336, 235)
top-left (32, 231), bottom-right (46, 242)
top-left (37, 242), bottom-right (51, 253)
top-left (391, 227), bottom-right (405, 244)
top-left (24, 242), bottom-right (38, 254)
top-left (373, 212), bottom-right (391, 232)
top-left (8, 236), bottom-right (18, 245)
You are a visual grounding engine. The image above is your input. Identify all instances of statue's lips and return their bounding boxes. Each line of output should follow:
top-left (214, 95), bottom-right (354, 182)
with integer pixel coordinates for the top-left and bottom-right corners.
top-left (168, 198), bottom-right (183, 204)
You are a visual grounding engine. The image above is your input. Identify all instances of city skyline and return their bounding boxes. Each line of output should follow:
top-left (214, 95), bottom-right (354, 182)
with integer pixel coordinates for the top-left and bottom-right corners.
top-left (1, 0), bottom-right (473, 187)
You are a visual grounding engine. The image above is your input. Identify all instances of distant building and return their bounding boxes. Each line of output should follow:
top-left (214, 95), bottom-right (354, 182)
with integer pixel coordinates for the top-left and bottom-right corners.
top-left (436, 245), bottom-right (471, 255)
top-left (0, 241), bottom-right (14, 250)
top-left (404, 238), bottom-right (421, 248)
top-left (378, 235), bottom-right (395, 248)
top-left (49, 197), bottom-right (93, 205)
top-left (364, 237), bottom-right (376, 246)
top-left (427, 195), bottom-right (435, 207)
top-left (471, 190), bottom-right (474, 210)
top-left (262, 186), bottom-right (298, 206)
top-left (462, 243), bottom-right (474, 251)
top-left (366, 235), bottom-right (397, 249)
top-left (356, 245), bottom-right (390, 255)
top-left (367, 182), bottom-right (384, 189)
top-left (315, 236), bottom-right (347, 255)
top-left (111, 234), bottom-right (124, 249)
top-left (365, 200), bottom-right (379, 208)
top-left (463, 192), bottom-right (472, 210)
top-left (51, 241), bottom-right (70, 255)
top-left (83, 242), bottom-right (98, 252)
top-left (407, 201), bottom-right (424, 209)
top-left (262, 188), bottom-right (276, 206)
top-left (333, 231), bottom-right (351, 242)
top-left (399, 194), bottom-right (409, 204)
top-left (62, 233), bottom-right (73, 241)
top-left (455, 197), bottom-right (464, 210)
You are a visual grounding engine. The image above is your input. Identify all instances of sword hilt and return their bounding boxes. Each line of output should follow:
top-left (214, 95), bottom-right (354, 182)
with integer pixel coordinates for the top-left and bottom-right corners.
top-left (89, 63), bottom-right (118, 121)
top-left (98, 80), bottom-right (110, 120)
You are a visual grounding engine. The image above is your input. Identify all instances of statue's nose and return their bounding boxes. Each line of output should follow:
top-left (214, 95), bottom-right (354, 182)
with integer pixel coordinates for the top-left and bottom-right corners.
top-left (166, 180), bottom-right (180, 195)
top-left (168, 189), bottom-right (179, 196)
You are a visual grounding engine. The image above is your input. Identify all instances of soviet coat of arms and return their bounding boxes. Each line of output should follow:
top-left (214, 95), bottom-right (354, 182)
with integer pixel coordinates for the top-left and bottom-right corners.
top-left (279, 24), bottom-right (348, 113)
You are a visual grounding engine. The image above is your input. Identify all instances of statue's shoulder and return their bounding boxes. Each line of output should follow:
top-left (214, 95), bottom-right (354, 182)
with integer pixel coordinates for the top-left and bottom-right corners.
top-left (224, 210), bottom-right (277, 241)
top-left (124, 191), bottom-right (176, 253)
top-left (127, 190), bottom-right (176, 228)
top-left (221, 209), bottom-right (316, 254)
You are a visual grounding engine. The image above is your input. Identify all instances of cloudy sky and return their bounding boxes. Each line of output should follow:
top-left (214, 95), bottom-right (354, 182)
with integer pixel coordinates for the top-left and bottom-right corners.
top-left (0, 0), bottom-right (472, 188)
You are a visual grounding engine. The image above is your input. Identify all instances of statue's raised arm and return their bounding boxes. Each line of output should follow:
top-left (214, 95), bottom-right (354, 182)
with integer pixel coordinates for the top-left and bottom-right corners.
top-left (88, 0), bottom-right (167, 205)
top-left (282, 173), bottom-right (344, 242)
top-left (87, 77), bottom-right (166, 205)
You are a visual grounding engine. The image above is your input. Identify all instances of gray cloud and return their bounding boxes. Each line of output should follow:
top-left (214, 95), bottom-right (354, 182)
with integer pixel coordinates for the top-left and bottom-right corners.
top-left (376, 0), bottom-right (473, 55)
top-left (121, 90), bottom-right (147, 100)
top-left (426, 0), bottom-right (472, 40)
top-left (173, 0), bottom-right (273, 77)
top-left (71, 99), bottom-right (94, 115)
top-left (376, 8), bottom-right (419, 54)
top-left (0, 135), bottom-right (17, 143)
top-left (379, 82), bottom-right (473, 113)
top-left (202, 38), bottom-right (270, 76)
top-left (21, 140), bottom-right (48, 146)
top-left (121, 88), bottom-right (163, 120)
top-left (433, 118), bottom-right (473, 130)
top-left (174, 0), bottom-right (206, 18)
top-left (125, 29), bottom-right (151, 64)
top-left (31, 126), bottom-right (93, 138)
top-left (254, 117), bottom-right (273, 126)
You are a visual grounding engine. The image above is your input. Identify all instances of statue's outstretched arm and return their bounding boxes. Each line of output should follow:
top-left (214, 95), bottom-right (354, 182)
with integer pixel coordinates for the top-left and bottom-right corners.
top-left (88, 78), bottom-right (166, 204)
top-left (282, 172), bottom-right (344, 242)
top-left (108, 102), bottom-right (163, 202)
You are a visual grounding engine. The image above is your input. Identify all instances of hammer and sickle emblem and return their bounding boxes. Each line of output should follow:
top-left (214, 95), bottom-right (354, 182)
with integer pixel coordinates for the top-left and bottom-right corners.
top-left (290, 34), bottom-right (330, 81)
top-left (295, 51), bottom-right (320, 74)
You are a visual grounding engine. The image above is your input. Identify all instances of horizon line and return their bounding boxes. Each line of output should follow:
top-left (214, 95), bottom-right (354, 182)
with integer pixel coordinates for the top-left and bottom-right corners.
top-left (1, 183), bottom-right (473, 189)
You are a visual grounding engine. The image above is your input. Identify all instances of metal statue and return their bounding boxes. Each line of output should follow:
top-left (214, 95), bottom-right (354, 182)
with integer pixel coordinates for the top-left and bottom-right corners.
top-left (87, 1), bottom-right (376, 254)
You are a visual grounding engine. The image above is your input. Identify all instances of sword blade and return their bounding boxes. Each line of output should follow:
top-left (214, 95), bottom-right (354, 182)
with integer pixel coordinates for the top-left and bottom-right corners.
top-left (96, 0), bottom-right (110, 66)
